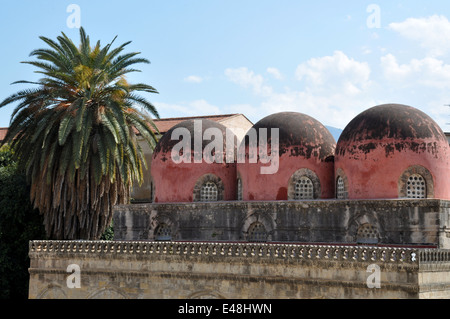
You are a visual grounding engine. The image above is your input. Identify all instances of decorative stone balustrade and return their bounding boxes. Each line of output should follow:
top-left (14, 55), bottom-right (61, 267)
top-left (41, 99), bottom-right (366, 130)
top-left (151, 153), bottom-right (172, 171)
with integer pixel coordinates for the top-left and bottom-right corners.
top-left (419, 249), bottom-right (450, 262)
top-left (29, 240), bottom-right (432, 264)
top-left (28, 240), bottom-right (450, 299)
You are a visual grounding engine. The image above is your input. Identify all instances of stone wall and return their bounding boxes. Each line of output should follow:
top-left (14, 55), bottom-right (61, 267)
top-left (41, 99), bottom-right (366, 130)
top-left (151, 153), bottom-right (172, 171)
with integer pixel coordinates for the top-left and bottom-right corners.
top-left (28, 240), bottom-right (450, 299)
top-left (113, 199), bottom-right (450, 248)
top-left (130, 136), bottom-right (155, 202)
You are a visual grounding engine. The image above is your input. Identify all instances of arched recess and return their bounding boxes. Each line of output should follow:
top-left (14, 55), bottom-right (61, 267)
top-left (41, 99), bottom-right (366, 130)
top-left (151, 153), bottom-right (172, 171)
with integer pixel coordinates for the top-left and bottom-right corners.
top-left (335, 168), bottom-right (349, 199)
top-left (355, 223), bottom-right (379, 245)
top-left (36, 283), bottom-right (67, 299)
top-left (150, 212), bottom-right (177, 241)
top-left (346, 211), bottom-right (385, 245)
top-left (398, 165), bottom-right (434, 199)
top-left (193, 174), bottom-right (225, 202)
top-left (247, 222), bottom-right (268, 242)
top-left (154, 223), bottom-right (173, 241)
top-left (241, 212), bottom-right (275, 242)
top-left (287, 168), bottom-right (321, 200)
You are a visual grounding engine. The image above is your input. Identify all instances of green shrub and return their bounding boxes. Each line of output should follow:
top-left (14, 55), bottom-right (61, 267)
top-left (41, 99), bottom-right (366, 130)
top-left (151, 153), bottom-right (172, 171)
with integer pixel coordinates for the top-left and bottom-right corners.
top-left (0, 146), bottom-right (46, 299)
top-left (0, 145), bottom-right (115, 298)
top-left (100, 221), bottom-right (114, 241)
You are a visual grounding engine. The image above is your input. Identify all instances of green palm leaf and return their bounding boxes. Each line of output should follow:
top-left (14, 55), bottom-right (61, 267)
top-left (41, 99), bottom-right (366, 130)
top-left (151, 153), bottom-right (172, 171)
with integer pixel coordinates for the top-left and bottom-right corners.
top-left (58, 115), bottom-right (75, 145)
top-left (0, 27), bottom-right (160, 240)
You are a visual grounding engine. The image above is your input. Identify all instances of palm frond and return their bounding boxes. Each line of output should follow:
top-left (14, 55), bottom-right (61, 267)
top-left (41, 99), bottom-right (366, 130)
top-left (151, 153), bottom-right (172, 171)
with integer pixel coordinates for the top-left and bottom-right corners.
top-left (0, 28), bottom-right (159, 240)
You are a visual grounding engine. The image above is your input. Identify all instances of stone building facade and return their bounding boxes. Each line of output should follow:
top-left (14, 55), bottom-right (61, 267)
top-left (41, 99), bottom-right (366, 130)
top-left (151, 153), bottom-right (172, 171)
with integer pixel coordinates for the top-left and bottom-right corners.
top-left (28, 240), bottom-right (450, 299)
top-left (29, 103), bottom-right (450, 299)
top-left (131, 113), bottom-right (253, 202)
top-left (335, 104), bottom-right (450, 200)
top-left (113, 199), bottom-right (450, 248)
top-left (123, 104), bottom-right (450, 248)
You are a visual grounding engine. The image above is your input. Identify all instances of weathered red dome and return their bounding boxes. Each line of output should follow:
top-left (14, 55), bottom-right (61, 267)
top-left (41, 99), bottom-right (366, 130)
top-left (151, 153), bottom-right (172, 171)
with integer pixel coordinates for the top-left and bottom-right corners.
top-left (151, 119), bottom-right (237, 203)
top-left (237, 112), bottom-right (336, 201)
top-left (335, 104), bottom-right (450, 199)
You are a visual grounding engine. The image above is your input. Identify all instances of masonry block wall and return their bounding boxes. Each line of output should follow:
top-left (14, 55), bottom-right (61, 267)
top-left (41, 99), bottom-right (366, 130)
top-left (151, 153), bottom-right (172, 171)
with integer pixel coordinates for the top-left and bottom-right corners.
top-left (113, 199), bottom-right (450, 249)
top-left (28, 241), bottom-right (450, 299)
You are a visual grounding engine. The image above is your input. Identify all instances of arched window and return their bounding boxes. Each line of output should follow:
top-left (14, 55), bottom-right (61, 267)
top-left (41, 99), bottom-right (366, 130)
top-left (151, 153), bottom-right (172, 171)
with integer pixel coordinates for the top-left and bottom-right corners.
top-left (356, 223), bottom-right (378, 245)
top-left (294, 176), bottom-right (314, 200)
top-left (336, 176), bottom-right (345, 199)
top-left (193, 174), bottom-right (224, 202)
top-left (154, 223), bottom-right (172, 241)
top-left (247, 222), bottom-right (267, 243)
top-left (237, 178), bottom-right (243, 201)
top-left (288, 168), bottom-right (321, 200)
top-left (200, 181), bottom-right (218, 202)
top-left (406, 174), bottom-right (426, 199)
top-left (398, 165), bottom-right (433, 199)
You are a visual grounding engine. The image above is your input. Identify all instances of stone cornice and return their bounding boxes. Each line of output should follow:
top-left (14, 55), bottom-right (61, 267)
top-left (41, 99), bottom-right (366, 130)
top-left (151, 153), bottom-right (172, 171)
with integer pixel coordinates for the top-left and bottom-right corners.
top-left (114, 198), bottom-right (450, 210)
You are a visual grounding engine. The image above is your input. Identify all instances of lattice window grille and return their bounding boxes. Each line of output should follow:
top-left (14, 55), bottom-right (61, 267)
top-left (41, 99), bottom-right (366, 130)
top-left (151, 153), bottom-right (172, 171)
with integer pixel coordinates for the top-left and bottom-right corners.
top-left (248, 222), bottom-right (268, 242)
top-left (356, 224), bottom-right (378, 244)
top-left (294, 176), bottom-right (314, 200)
top-left (155, 223), bottom-right (172, 241)
top-left (336, 176), bottom-right (345, 199)
top-left (200, 182), bottom-right (218, 201)
top-left (406, 174), bottom-right (426, 199)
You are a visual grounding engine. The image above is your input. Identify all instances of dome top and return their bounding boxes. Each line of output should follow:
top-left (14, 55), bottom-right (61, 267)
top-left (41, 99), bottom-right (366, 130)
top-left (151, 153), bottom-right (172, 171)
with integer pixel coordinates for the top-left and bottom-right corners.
top-left (153, 119), bottom-right (236, 156)
top-left (336, 104), bottom-right (448, 157)
top-left (248, 112), bottom-right (336, 160)
top-left (338, 104), bottom-right (446, 144)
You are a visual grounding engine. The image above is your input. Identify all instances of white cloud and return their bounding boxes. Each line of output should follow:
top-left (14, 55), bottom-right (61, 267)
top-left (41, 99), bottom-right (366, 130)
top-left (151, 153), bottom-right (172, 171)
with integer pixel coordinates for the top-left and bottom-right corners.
top-left (266, 67), bottom-right (283, 80)
top-left (256, 88), bottom-right (377, 130)
top-left (378, 53), bottom-right (450, 130)
top-left (389, 15), bottom-right (450, 57)
top-left (184, 75), bottom-right (203, 83)
top-left (361, 46), bottom-right (372, 55)
top-left (224, 67), bottom-right (273, 96)
top-left (295, 51), bottom-right (371, 95)
top-left (380, 54), bottom-right (450, 89)
top-left (163, 49), bottom-right (450, 131)
top-left (223, 52), bottom-right (376, 128)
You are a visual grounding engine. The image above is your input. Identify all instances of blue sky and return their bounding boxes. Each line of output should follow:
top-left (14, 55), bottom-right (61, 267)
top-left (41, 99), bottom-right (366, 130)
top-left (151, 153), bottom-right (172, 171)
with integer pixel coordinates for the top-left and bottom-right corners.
top-left (2, 1), bottom-right (450, 132)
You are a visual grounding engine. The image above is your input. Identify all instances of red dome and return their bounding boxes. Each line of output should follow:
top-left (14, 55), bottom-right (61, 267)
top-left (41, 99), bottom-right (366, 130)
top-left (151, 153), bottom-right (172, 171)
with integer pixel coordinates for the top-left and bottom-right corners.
top-left (335, 104), bottom-right (450, 199)
top-left (237, 112), bottom-right (336, 201)
top-left (151, 119), bottom-right (237, 203)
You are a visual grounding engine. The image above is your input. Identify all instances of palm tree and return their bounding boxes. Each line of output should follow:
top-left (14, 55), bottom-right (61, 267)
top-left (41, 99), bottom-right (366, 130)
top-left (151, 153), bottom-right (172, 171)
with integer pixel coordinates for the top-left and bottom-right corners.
top-left (0, 27), bottom-right (159, 239)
